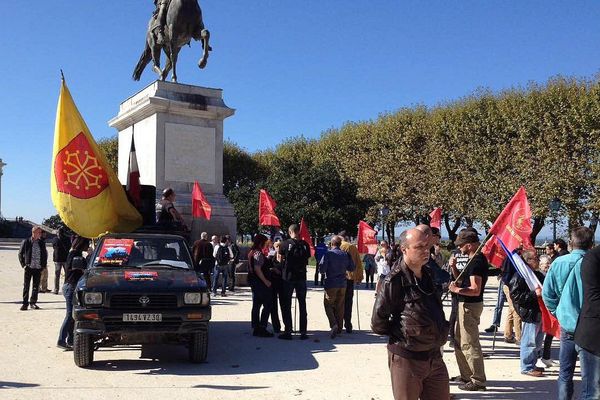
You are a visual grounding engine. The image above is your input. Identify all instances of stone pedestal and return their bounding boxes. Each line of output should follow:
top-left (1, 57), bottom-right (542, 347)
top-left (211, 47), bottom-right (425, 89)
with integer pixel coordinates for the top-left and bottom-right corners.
top-left (109, 80), bottom-right (237, 240)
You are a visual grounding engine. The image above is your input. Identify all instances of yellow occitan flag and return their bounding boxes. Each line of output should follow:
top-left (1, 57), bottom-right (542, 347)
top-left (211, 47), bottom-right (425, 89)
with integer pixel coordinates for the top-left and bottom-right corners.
top-left (51, 79), bottom-right (142, 237)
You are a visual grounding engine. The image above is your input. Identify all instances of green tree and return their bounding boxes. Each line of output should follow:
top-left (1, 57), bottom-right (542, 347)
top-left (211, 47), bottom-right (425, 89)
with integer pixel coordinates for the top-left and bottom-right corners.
top-left (98, 135), bottom-right (119, 173)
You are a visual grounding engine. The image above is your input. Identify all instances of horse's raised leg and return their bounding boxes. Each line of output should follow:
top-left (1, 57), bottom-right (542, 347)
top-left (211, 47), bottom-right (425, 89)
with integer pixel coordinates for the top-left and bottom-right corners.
top-left (198, 29), bottom-right (211, 69)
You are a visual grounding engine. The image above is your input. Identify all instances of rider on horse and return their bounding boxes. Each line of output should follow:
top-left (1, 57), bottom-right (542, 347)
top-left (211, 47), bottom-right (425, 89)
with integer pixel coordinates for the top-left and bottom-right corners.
top-left (152, 0), bottom-right (172, 45)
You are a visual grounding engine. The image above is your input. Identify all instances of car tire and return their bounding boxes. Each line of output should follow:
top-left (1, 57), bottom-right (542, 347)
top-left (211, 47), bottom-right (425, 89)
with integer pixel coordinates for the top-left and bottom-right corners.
top-left (189, 326), bottom-right (208, 363)
top-left (74, 332), bottom-right (94, 367)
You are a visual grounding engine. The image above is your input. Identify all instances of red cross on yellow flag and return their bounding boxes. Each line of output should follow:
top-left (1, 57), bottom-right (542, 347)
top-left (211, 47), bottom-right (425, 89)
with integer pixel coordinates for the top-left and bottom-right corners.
top-left (51, 79), bottom-right (142, 238)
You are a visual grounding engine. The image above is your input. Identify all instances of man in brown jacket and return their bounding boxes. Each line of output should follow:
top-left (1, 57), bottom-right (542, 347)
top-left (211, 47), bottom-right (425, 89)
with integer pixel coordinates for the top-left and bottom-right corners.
top-left (339, 231), bottom-right (364, 333)
top-left (371, 228), bottom-right (450, 399)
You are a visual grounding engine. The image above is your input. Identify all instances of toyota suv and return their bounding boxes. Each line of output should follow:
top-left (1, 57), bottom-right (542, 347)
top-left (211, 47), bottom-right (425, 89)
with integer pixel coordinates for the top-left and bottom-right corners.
top-left (72, 232), bottom-right (211, 367)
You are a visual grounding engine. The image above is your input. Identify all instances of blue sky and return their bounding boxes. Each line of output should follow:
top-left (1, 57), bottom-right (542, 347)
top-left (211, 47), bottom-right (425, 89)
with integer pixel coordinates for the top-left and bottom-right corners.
top-left (2, 1), bottom-right (600, 238)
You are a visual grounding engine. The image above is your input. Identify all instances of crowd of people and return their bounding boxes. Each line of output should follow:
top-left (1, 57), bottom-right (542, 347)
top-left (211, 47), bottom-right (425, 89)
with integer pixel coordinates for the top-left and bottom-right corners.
top-left (15, 211), bottom-right (600, 399)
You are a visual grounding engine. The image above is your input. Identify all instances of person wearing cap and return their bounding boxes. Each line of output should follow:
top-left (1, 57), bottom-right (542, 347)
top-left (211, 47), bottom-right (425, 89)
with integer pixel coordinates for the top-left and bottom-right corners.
top-left (448, 228), bottom-right (488, 391)
top-left (156, 188), bottom-right (187, 230)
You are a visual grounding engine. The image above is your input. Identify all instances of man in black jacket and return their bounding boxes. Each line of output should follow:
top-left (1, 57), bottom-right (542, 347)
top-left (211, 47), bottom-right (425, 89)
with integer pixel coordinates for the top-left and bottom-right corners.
top-left (51, 227), bottom-right (71, 294)
top-left (508, 250), bottom-right (545, 377)
top-left (575, 244), bottom-right (600, 399)
top-left (371, 228), bottom-right (449, 400)
top-left (18, 226), bottom-right (47, 310)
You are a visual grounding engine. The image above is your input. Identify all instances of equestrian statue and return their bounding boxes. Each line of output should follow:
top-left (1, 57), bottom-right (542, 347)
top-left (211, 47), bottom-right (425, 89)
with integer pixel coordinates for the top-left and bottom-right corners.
top-left (133, 0), bottom-right (211, 83)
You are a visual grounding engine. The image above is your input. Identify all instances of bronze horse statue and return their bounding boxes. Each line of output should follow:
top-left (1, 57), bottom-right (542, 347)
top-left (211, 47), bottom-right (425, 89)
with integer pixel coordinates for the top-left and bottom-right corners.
top-left (133, 0), bottom-right (211, 82)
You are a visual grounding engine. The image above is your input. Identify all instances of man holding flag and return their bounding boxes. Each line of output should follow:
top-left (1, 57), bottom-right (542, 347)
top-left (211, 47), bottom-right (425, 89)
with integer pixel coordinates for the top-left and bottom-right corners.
top-left (448, 229), bottom-right (488, 391)
top-left (507, 249), bottom-right (546, 377)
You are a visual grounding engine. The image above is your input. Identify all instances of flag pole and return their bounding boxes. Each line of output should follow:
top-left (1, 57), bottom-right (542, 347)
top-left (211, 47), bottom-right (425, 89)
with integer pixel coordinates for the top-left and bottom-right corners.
top-left (442, 232), bottom-right (493, 302)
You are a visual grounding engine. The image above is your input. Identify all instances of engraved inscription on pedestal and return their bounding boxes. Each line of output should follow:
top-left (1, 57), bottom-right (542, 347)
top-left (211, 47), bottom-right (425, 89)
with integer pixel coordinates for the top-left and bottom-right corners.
top-left (164, 123), bottom-right (215, 184)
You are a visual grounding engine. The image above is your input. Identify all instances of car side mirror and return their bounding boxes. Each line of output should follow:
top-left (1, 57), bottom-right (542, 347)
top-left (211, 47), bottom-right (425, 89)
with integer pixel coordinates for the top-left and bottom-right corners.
top-left (72, 256), bottom-right (87, 270)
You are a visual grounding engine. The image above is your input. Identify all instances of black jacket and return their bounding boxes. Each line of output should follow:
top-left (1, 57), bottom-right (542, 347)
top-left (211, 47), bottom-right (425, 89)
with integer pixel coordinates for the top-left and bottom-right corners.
top-left (52, 235), bottom-right (71, 263)
top-left (509, 269), bottom-right (544, 324)
top-left (575, 246), bottom-right (600, 356)
top-left (371, 260), bottom-right (448, 358)
top-left (18, 238), bottom-right (48, 269)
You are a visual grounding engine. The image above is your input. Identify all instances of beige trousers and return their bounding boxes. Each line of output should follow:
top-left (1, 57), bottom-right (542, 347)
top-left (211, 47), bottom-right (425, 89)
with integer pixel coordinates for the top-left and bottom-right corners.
top-left (503, 284), bottom-right (522, 340)
top-left (454, 301), bottom-right (487, 387)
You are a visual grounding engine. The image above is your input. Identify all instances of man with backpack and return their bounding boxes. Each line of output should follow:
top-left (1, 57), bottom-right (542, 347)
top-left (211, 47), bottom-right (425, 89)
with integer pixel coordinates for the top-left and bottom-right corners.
top-left (212, 236), bottom-right (233, 296)
top-left (278, 224), bottom-right (311, 340)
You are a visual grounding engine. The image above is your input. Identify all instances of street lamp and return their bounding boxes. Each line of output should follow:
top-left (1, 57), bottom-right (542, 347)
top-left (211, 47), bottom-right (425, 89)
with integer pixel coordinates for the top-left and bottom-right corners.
top-left (380, 206), bottom-right (390, 242)
top-left (549, 197), bottom-right (561, 241)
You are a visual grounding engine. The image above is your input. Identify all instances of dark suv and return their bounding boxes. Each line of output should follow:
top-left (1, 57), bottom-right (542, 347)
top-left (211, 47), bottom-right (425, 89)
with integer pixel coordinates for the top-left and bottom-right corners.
top-left (72, 233), bottom-right (211, 367)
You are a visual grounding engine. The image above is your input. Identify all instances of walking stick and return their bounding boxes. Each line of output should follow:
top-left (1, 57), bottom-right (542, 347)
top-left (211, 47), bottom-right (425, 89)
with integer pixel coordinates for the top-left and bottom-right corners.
top-left (492, 324), bottom-right (498, 351)
top-left (355, 285), bottom-right (361, 330)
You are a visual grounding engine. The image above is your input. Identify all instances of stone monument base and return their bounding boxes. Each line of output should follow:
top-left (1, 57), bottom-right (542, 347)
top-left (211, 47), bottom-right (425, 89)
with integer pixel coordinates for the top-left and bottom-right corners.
top-left (109, 80), bottom-right (237, 240)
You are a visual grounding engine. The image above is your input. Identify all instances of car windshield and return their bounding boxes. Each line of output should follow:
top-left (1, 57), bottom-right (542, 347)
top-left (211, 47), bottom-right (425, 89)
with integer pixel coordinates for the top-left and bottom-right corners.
top-left (92, 237), bottom-right (193, 269)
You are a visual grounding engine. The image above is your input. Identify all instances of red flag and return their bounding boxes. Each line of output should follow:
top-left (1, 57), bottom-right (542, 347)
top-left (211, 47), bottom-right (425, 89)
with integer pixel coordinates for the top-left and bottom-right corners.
top-left (126, 135), bottom-right (141, 208)
top-left (429, 207), bottom-right (442, 230)
top-left (357, 220), bottom-right (378, 254)
top-left (482, 186), bottom-right (533, 268)
top-left (299, 217), bottom-right (315, 256)
top-left (482, 236), bottom-right (506, 268)
top-left (192, 180), bottom-right (212, 220)
top-left (538, 297), bottom-right (561, 338)
top-left (259, 189), bottom-right (280, 227)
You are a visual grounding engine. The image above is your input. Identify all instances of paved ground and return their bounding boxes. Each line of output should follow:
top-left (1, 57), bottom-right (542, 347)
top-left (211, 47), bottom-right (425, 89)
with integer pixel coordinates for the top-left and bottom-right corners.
top-left (0, 241), bottom-right (580, 399)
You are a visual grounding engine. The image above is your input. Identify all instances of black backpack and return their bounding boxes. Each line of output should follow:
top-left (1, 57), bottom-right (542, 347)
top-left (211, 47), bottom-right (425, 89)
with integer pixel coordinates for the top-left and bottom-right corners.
top-left (284, 239), bottom-right (309, 280)
top-left (215, 245), bottom-right (231, 266)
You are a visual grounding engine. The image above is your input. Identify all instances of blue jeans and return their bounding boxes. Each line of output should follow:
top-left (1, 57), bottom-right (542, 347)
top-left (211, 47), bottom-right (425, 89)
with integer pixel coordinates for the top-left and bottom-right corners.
top-left (492, 281), bottom-right (505, 326)
top-left (558, 329), bottom-right (578, 400)
top-left (578, 346), bottom-right (600, 400)
top-left (212, 265), bottom-right (228, 294)
top-left (520, 321), bottom-right (544, 373)
top-left (58, 283), bottom-right (74, 345)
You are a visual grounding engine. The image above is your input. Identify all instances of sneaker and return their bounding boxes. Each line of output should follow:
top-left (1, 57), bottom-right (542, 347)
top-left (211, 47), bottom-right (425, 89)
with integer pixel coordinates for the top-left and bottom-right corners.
top-left (504, 336), bottom-right (516, 344)
top-left (278, 332), bottom-right (292, 340)
top-left (484, 325), bottom-right (499, 333)
top-left (524, 370), bottom-right (544, 377)
top-left (221, 292), bottom-right (227, 297)
top-left (19, 305), bottom-right (28, 311)
top-left (458, 382), bottom-right (486, 391)
top-left (52, 290), bottom-right (59, 295)
top-left (534, 366), bottom-right (545, 373)
top-left (30, 304), bottom-right (40, 310)
top-left (450, 376), bottom-right (469, 383)
top-left (541, 358), bottom-right (558, 367)
top-left (56, 341), bottom-right (72, 350)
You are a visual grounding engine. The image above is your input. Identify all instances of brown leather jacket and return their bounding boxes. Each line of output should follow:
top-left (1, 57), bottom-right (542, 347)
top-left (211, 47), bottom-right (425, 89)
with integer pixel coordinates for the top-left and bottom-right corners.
top-left (371, 260), bottom-right (448, 358)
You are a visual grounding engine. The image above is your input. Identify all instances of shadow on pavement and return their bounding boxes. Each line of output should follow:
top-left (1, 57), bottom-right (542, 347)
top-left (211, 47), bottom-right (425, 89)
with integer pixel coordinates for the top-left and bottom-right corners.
top-left (0, 381), bottom-right (40, 389)
top-left (88, 321), bottom-right (384, 375)
top-left (451, 378), bottom-right (557, 399)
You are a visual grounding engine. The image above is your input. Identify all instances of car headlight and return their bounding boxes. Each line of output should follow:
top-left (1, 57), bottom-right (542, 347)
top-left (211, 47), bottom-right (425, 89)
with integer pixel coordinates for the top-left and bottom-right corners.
top-left (84, 292), bottom-right (103, 305)
top-left (184, 292), bottom-right (202, 304)
top-left (201, 292), bottom-right (210, 306)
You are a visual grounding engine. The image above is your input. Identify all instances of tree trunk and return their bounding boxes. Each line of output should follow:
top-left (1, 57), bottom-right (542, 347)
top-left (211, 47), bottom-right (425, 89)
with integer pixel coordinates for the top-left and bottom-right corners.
top-left (444, 214), bottom-right (461, 243)
top-left (589, 213), bottom-right (599, 234)
top-left (465, 217), bottom-right (473, 228)
top-left (530, 216), bottom-right (545, 245)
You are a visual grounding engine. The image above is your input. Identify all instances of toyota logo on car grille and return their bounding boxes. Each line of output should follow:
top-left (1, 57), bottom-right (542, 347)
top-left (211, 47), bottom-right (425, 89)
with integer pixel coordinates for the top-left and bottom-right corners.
top-left (138, 296), bottom-right (150, 306)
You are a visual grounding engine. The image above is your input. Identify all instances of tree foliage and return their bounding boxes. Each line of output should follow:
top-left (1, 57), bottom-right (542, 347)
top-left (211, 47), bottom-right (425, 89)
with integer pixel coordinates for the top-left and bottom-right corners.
top-left (98, 135), bottom-right (119, 173)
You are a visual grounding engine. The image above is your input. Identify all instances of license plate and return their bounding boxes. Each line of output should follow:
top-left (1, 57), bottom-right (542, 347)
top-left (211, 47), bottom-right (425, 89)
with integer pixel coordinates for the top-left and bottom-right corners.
top-left (122, 313), bottom-right (162, 322)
